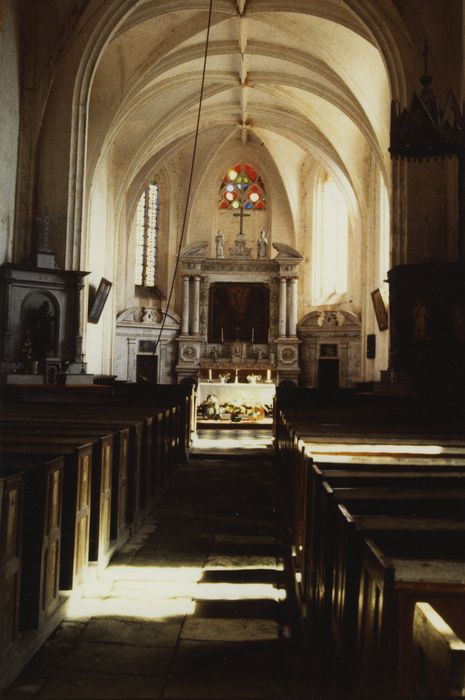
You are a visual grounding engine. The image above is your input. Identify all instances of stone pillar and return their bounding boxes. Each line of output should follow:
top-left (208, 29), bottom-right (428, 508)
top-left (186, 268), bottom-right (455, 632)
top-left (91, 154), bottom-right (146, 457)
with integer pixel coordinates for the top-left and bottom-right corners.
top-left (288, 278), bottom-right (298, 337)
top-left (192, 275), bottom-right (201, 335)
top-left (181, 275), bottom-right (190, 335)
top-left (279, 277), bottom-right (287, 337)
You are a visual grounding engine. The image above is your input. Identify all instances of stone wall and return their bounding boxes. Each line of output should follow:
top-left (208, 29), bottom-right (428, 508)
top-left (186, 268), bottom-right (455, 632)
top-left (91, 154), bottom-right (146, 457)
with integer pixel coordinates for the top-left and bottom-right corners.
top-left (0, 0), bottom-right (20, 264)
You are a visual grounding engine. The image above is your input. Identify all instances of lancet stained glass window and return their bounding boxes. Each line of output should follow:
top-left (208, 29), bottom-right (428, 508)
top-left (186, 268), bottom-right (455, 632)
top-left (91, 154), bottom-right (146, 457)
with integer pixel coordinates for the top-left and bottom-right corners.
top-left (312, 176), bottom-right (349, 303)
top-left (135, 181), bottom-right (159, 287)
top-left (218, 163), bottom-right (266, 210)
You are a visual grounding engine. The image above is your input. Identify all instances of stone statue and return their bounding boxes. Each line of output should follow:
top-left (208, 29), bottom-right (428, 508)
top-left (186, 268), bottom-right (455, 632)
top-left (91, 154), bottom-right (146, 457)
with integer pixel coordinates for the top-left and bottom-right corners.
top-left (412, 299), bottom-right (428, 341)
top-left (32, 300), bottom-right (55, 358)
top-left (257, 230), bottom-right (268, 258)
top-left (21, 331), bottom-right (33, 362)
top-left (215, 230), bottom-right (224, 259)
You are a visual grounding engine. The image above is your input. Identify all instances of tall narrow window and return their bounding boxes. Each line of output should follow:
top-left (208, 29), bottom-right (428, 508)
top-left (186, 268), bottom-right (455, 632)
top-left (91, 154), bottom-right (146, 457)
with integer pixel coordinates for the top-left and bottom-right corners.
top-left (218, 163), bottom-right (266, 210)
top-left (135, 180), bottom-right (159, 287)
top-left (312, 176), bottom-right (349, 303)
top-left (378, 179), bottom-right (390, 286)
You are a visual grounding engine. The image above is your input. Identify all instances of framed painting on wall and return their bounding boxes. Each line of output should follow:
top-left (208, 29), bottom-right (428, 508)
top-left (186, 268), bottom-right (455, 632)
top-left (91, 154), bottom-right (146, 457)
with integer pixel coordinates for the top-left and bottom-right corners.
top-left (371, 288), bottom-right (389, 331)
top-left (208, 282), bottom-right (269, 343)
top-left (88, 278), bottom-right (112, 324)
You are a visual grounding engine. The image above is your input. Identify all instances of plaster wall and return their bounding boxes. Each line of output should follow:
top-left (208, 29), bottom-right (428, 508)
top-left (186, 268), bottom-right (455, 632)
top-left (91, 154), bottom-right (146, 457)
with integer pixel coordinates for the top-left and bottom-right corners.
top-left (0, 0), bottom-right (20, 264)
top-left (85, 152), bottom-right (116, 374)
top-left (186, 136), bottom-right (294, 257)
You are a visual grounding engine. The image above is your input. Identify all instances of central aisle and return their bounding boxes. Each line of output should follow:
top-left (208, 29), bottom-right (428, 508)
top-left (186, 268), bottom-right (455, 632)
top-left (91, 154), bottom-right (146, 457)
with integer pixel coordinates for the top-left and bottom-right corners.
top-left (7, 431), bottom-right (314, 700)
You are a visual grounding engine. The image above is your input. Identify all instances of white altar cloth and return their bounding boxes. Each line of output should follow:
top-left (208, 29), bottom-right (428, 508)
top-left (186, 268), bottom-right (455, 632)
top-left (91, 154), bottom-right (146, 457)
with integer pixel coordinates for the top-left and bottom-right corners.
top-left (198, 381), bottom-right (275, 406)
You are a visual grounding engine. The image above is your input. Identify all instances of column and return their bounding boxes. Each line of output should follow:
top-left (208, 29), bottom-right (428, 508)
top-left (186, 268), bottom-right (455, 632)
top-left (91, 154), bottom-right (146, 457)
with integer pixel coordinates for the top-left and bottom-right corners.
top-left (279, 277), bottom-right (287, 337)
top-left (289, 277), bottom-right (298, 337)
top-left (192, 275), bottom-right (201, 335)
top-left (181, 275), bottom-right (190, 335)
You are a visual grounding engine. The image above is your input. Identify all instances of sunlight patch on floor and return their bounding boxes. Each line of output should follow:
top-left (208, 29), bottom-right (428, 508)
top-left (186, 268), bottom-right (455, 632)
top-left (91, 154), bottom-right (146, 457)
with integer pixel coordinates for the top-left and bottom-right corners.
top-left (66, 561), bottom-right (284, 622)
top-left (192, 429), bottom-right (273, 452)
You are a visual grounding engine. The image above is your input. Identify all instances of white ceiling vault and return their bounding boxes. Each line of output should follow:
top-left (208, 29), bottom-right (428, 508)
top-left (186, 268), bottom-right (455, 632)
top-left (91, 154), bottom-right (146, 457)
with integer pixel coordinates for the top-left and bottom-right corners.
top-left (86, 0), bottom-right (393, 224)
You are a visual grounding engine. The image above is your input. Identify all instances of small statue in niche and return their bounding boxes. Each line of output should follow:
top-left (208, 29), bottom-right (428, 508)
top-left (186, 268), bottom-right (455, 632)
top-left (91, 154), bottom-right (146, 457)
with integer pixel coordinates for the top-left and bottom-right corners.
top-left (412, 299), bottom-right (429, 341)
top-left (257, 230), bottom-right (268, 258)
top-left (215, 230), bottom-right (225, 259)
top-left (21, 331), bottom-right (33, 362)
top-left (32, 300), bottom-right (56, 358)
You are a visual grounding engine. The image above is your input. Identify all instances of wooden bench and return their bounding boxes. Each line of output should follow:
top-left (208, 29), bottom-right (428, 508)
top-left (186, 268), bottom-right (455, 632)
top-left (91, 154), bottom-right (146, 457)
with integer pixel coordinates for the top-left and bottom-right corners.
top-left (2, 411), bottom-right (144, 531)
top-left (357, 538), bottom-right (465, 698)
top-left (0, 443), bottom-right (92, 591)
top-left (0, 472), bottom-right (23, 661)
top-left (312, 484), bottom-right (465, 627)
top-left (330, 505), bottom-right (465, 678)
top-left (411, 601), bottom-right (465, 697)
top-left (1, 432), bottom-right (113, 569)
top-left (2, 456), bottom-right (64, 631)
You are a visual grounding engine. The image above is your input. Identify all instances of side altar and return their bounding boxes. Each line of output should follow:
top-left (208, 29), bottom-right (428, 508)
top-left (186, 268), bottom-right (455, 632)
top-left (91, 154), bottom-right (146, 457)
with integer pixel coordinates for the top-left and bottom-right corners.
top-left (176, 232), bottom-right (303, 386)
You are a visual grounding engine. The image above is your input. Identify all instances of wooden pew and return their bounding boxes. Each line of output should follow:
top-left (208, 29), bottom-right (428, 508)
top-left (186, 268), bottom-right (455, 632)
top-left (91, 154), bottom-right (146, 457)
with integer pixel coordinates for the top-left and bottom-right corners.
top-left (1, 411), bottom-right (144, 532)
top-left (0, 443), bottom-right (92, 591)
top-left (311, 484), bottom-right (465, 632)
top-left (113, 383), bottom-right (195, 458)
top-left (302, 461), bottom-right (465, 615)
top-left (0, 472), bottom-right (23, 661)
top-left (411, 601), bottom-right (465, 697)
top-left (330, 505), bottom-right (465, 679)
top-left (1, 432), bottom-right (113, 569)
top-left (2, 456), bottom-right (64, 630)
top-left (357, 538), bottom-right (465, 698)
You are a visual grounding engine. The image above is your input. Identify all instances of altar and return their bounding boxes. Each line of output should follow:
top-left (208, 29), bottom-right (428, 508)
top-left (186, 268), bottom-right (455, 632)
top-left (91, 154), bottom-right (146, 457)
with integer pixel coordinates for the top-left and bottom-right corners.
top-left (198, 381), bottom-right (275, 407)
top-left (175, 234), bottom-right (303, 387)
top-left (197, 381), bottom-right (275, 425)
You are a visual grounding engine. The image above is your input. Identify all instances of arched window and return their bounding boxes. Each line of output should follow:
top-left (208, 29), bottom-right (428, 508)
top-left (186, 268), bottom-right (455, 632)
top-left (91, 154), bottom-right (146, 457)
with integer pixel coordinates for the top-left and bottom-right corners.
top-left (312, 176), bottom-right (349, 303)
top-left (218, 163), bottom-right (265, 210)
top-left (135, 180), bottom-right (159, 287)
top-left (378, 179), bottom-right (390, 287)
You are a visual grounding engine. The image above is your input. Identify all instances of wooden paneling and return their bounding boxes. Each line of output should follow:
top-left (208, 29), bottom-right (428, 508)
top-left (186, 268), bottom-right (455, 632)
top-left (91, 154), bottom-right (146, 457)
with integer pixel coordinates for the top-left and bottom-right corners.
top-left (0, 473), bottom-right (23, 656)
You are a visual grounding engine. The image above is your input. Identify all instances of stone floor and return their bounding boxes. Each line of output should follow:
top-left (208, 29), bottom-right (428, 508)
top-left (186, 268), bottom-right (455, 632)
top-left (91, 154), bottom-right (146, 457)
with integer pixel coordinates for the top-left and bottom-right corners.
top-left (5, 430), bottom-right (318, 700)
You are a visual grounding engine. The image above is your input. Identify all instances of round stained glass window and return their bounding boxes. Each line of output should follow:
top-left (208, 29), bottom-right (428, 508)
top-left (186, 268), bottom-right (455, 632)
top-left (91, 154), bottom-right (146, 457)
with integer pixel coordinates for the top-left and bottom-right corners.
top-left (219, 164), bottom-right (265, 210)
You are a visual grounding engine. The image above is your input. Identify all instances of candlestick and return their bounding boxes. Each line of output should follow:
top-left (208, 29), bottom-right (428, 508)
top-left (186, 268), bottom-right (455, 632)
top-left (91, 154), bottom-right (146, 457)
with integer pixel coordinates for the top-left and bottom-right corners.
top-left (251, 327), bottom-right (254, 343)
top-left (266, 369), bottom-right (271, 383)
top-left (221, 327), bottom-right (224, 343)
top-left (208, 369), bottom-right (212, 382)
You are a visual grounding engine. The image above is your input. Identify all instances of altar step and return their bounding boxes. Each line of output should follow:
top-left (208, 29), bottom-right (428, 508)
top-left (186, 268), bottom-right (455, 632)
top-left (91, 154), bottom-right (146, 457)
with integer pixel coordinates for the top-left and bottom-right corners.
top-left (191, 428), bottom-right (273, 456)
top-left (196, 417), bottom-right (273, 429)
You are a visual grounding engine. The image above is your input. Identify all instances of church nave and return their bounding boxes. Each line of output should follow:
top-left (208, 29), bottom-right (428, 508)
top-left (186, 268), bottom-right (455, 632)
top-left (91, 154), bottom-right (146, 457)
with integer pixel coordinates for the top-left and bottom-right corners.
top-left (5, 432), bottom-right (312, 700)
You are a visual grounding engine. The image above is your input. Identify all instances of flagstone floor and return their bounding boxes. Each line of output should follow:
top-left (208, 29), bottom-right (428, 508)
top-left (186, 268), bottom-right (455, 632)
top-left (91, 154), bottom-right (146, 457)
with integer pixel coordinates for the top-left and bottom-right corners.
top-left (5, 430), bottom-right (321, 700)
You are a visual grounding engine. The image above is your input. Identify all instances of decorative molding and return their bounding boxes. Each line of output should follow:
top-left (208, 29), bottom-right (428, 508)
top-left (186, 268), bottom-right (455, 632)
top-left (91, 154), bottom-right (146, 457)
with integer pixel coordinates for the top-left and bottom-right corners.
top-left (272, 242), bottom-right (303, 260)
top-left (298, 309), bottom-right (361, 333)
top-left (116, 306), bottom-right (181, 326)
top-left (180, 241), bottom-right (208, 258)
top-left (201, 260), bottom-right (276, 273)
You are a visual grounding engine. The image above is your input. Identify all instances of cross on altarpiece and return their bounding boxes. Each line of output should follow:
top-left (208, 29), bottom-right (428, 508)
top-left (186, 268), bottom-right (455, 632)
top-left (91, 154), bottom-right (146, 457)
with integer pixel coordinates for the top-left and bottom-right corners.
top-left (35, 207), bottom-right (58, 252)
top-left (233, 203), bottom-right (250, 236)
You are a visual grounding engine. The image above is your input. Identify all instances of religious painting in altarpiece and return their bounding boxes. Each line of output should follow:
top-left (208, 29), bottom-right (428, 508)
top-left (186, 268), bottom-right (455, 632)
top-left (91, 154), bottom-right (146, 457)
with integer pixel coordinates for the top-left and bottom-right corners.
top-left (208, 283), bottom-right (269, 343)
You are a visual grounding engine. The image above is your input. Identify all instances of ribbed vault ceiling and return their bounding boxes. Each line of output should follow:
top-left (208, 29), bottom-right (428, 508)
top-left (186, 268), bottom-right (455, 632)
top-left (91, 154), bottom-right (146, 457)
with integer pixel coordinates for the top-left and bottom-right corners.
top-left (88, 0), bottom-right (392, 207)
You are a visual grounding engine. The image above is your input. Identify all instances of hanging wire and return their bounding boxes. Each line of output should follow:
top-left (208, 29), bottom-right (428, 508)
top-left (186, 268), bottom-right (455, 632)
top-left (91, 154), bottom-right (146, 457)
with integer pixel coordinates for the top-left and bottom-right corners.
top-left (151, 0), bottom-right (214, 358)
